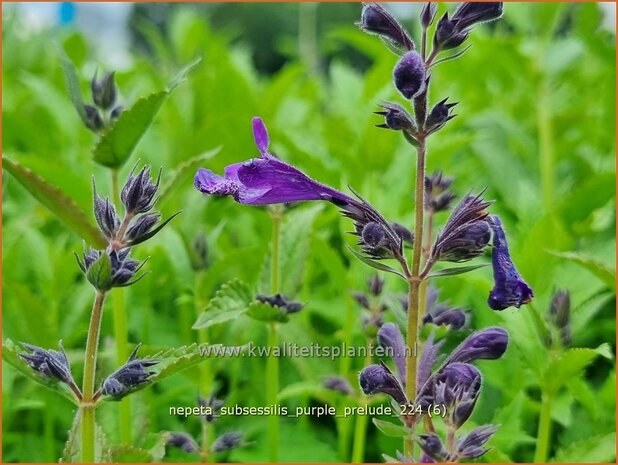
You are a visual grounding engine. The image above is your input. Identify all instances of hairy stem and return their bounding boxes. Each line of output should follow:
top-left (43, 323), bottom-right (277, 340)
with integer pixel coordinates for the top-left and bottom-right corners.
top-left (534, 394), bottom-right (553, 463)
top-left (110, 168), bottom-right (132, 444)
top-left (195, 270), bottom-right (213, 462)
top-left (404, 139), bottom-right (427, 458)
top-left (81, 290), bottom-right (107, 463)
top-left (267, 209), bottom-right (282, 462)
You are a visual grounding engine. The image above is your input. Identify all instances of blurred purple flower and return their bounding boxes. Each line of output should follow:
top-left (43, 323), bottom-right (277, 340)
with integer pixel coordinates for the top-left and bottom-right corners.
top-left (445, 327), bottom-right (508, 365)
top-left (487, 215), bottom-right (533, 310)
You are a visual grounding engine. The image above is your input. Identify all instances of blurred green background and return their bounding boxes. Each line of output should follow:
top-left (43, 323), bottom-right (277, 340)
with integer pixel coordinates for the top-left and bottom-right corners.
top-left (2, 2), bottom-right (616, 463)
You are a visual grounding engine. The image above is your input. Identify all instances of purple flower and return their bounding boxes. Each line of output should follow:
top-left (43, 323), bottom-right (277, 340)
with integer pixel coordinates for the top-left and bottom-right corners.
top-left (19, 341), bottom-right (76, 387)
top-left (166, 432), bottom-right (200, 454)
top-left (358, 3), bottom-right (414, 51)
top-left (425, 171), bottom-right (456, 213)
top-left (198, 394), bottom-right (224, 423)
top-left (374, 102), bottom-right (416, 133)
top-left (425, 98), bottom-right (458, 134)
top-left (323, 376), bottom-right (354, 395)
top-left (452, 2), bottom-right (504, 31)
top-left (394, 51), bottom-right (426, 100)
top-left (257, 293), bottom-right (304, 314)
top-left (431, 193), bottom-right (492, 262)
top-left (423, 285), bottom-right (467, 330)
top-left (420, 3), bottom-right (438, 28)
top-left (456, 424), bottom-right (497, 459)
top-left (445, 327), bottom-right (509, 365)
top-left (417, 433), bottom-right (448, 462)
top-left (487, 215), bottom-right (533, 310)
top-left (195, 118), bottom-right (353, 206)
top-left (359, 362), bottom-right (407, 404)
top-left (377, 323), bottom-right (407, 383)
top-left (416, 332), bottom-right (445, 395)
top-left (90, 70), bottom-right (117, 110)
top-left (212, 431), bottom-right (245, 453)
top-left (100, 344), bottom-right (157, 399)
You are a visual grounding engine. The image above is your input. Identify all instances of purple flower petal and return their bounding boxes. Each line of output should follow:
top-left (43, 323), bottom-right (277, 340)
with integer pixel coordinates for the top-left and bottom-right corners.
top-left (487, 215), bottom-right (533, 310)
top-left (252, 117), bottom-right (270, 156)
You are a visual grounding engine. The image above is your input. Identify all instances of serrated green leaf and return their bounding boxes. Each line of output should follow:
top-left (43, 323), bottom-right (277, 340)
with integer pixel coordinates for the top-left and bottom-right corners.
top-left (60, 410), bottom-right (81, 462)
top-left (193, 279), bottom-right (253, 329)
top-left (551, 432), bottom-right (616, 463)
top-left (542, 345), bottom-right (609, 395)
top-left (2, 339), bottom-right (77, 404)
top-left (344, 244), bottom-right (406, 280)
top-left (92, 91), bottom-right (168, 168)
top-left (2, 156), bottom-right (105, 247)
top-left (548, 250), bottom-right (616, 291)
top-left (246, 301), bottom-right (289, 323)
top-left (59, 46), bottom-right (88, 125)
top-left (109, 445), bottom-right (153, 463)
top-left (372, 418), bottom-right (410, 438)
top-left (158, 147), bottom-right (221, 205)
top-left (428, 263), bottom-right (488, 278)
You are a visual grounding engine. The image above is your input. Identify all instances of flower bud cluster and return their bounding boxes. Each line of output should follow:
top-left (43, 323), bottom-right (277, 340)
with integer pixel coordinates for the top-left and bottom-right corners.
top-left (84, 71), bottom-right (124, 132)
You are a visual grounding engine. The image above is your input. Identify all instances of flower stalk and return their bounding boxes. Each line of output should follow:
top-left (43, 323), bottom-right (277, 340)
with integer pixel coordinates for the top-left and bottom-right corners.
top-left (267, 207), bottom-right (283, 462)
top-left (80, 290), bottom-right (107, 463)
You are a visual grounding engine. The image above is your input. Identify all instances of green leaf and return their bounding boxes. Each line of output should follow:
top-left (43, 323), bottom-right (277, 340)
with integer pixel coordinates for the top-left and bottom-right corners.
top-left (548, 250), bottom-right (616, 291)
top-left (344, 244), bottom-right (406, 280)
top-left (542, 344), bottom-right (611, 395)
top-left (551, 432), bottom-right (616, 463)
top-left (428, 263), bottom-right (488, 278)
top-left (59, 46), bottom-right (88, 125)
top-left (372, 418), bottom-right (410, 438)
top-left (158, 147), bottom-right (221, 205)
top-left (109, 445), bottom-right (153, 463)
top-left (92, 91), bottom-right (168, 168)
top-left (246, 301), bottom-right (289, 323)
top-left (2, 156), bottom-right (105, 247)
top-left (2, 339), bottom-right (77, 404)
top-left (85, 252), bottom-right (112, 291)
top-left (192, 279), bottom-right (253, 329)
top-left (167, 56), bottom-right (202, 91)
top-left (60, 410), bottom-right (81, 462)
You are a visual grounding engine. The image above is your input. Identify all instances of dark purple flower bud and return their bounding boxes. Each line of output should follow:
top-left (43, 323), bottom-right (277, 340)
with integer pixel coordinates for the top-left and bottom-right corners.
top-left (192, 233), bottom-right (209, 271)
top-left (198, 394), bottom-right (224, 423)
top-left (19, 341), bottom-right (76, 387)
top-left (83, 104), bottom-right (103, 131)
top-left (426, 98), bottom-right (458, 133)
top-left (374, 102), bottom-right (416, 133)
top-left (120, 165), bottom-right (161, 215)
top-left (91, 71), bottom-right (117, 110)
top-left (424, 307), bottom-right (467, 330)
top-left (425, 362), bottom-right (481, 428)
top-left (110, 105), bottom-right (124, 120)
top-left (77, 247), bottom-right (145, 291)
top-left (93, 183), bottom-right (120, 241)
top-left (391, 222), bottom-right (414, 245)
top-left (352, 291), bottom-right (370, 309)
top-left (166, 432), bottom-right (200, 454)
top-left (452, 2), bottom-right (503, 31)
top-left (359, 362), bottom-right (407, 404)
top-left (425, 170), bottom-right (456, 213)
top-left (417, 433), bottom-right (448, 462)
top-left (257, 293), bottom-right (304, 314)
top-left (323, 375), bottom-right (354, 395)
top-left (549, 289), bottom-right (570, 328)
top-left (456, 424), bottom-right (497, 459)
top-left (431, 193), bottom-right (492, 262)
top-left (549, 289), bottom-right (571, 346)
top-left (358, 3), bottom-right (414, 51)
top-left (487, 215), bottom-right (534, 310)
top-left (100, 344), bottom-right (157, 399)
top-left (212, 431), bottom-right (245, 453)
top-left (446, 327), bottom-right (508, 365)
top-left (420, 3), bottom-right (438, 28)
top-left (367, 274), bottom-right (385, 296)
top-left (377, 323), bottom-right (407, 384)
top-left (394, 51), bottom-right (426, 100)
top-left (434, 13), bottom-right (469, 51)
top-left (362, 221), bottom-right (385, 247)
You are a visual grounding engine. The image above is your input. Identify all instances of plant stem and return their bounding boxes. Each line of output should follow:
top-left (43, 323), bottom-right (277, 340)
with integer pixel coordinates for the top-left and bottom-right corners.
top-left (351, 337), bottom-right (374, 463)
top-left (534, 394), bottom-right (553, 463)
top-left (404, 139), bottom-right (427, 458)
top-left (81, 290), bottom-right (107, 463)
top-left (110, 167), bottom-right (132, 444)
top-left (267, 209), bottom-right (282, 462)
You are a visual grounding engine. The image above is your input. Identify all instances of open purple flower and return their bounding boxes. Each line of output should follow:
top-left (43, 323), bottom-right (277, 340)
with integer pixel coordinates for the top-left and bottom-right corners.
top-left (487, 215), bottom-right (533, 310)
top-left (195, 117), bottom-right (354, 206)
